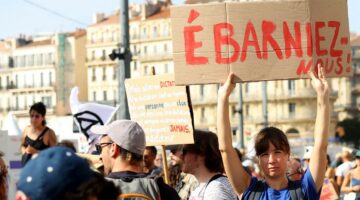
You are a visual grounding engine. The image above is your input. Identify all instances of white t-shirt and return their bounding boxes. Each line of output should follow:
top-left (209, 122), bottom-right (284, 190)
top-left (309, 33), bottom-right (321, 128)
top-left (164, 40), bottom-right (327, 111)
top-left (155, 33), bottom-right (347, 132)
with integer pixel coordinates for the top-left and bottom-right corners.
top-left (335, 161), bottom-right (353, 177)
top-left (189, 176), bottom-right (238, 200)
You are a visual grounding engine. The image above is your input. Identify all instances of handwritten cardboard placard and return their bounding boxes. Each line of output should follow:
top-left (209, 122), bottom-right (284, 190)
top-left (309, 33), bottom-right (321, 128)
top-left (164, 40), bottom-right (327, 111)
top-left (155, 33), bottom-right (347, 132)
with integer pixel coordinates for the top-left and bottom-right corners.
top-left (125, 74), bottom-right (194, 146)
top-left (171, 0), bottom-right (351, 85)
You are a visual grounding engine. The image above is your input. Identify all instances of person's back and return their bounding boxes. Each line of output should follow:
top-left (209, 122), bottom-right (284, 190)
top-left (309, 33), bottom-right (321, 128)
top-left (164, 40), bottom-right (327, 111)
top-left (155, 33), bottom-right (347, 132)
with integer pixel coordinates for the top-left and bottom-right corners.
top-left (92, 119), bottom-right (180, 200)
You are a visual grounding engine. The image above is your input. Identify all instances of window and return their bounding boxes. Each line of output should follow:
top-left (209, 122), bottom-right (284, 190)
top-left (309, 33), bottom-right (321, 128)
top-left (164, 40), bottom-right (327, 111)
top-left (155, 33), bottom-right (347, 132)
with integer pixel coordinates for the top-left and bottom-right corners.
top-left (103, 91), bottom-right (107, 101)
top-left (144, 46), bottom-right (147, 54)
top-left (102, 67), bottom-right (106, 81)
top-left (49, 72), bottom-right (52, 86)
top-left (113, 67), bottom-right (116, 80)
top-left (245, 104), bottom-right (249, 117)
top-left (245, 83), bottom-right (249, 94)
top-left (15, 96), bottom-right (19, 110)
top-left (101, 50), bottom-right (106, 61)
top-left (288, 103), bottom-right (296, 118)
top-left (28, 55), bottom-right (34, 66)
top-left (40, 72), bottom-right (44, 86)
top-left (15, 75), bottom-right (18, 88)
top-left (163, 25), bottom-right (169, 36)
top-left (288, 80), bottom-right (295, 95)
top-left (91, 51), bottom-right (95, 61)
top-left (153, 46), bottom-right (157, 53)
top-left (37, 54), bottom-right (43, 65)
top-left (41, 96), bottom-right (52, 108)
top-left (133, 62), bottom-right (137, 71)
top-left (0, 77), bottom-right (2, 89)
top-left (164, 64), bottom-right (169, 73)
top-left (142, 28), bottom-right (147, 38)
top-left (92, 68), bottom-right (96, 81)
top-left (93, 91), bottom-right (96, 101)
top-left (47, 53), bottom-right (53, 65)
top-left (200, 85), bottom-right (204, 99)
top-left (91, 33), bottom-right (96, 43)
top-left (112, 31), bottom-right (116, 42)
top-left (152, 26), bottom-right (158, 38)
top-left (201, 107), bottom-right (206, 123)
top-left (144, 65), bottom-right (148, 75)
top-left (164, 44), bottom-right (168, 52)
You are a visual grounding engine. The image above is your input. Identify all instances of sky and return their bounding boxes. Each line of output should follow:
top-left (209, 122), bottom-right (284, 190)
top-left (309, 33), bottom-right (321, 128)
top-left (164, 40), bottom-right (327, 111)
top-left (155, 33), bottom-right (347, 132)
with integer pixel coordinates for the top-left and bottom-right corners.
top-left (0, 0), bottom-right (359, 39)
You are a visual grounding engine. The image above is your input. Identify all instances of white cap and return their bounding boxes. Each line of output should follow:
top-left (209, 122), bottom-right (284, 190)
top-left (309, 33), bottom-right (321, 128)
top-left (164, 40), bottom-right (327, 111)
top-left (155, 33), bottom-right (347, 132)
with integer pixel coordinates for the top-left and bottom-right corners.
top-left (91, 120), bottom-right (145, 155)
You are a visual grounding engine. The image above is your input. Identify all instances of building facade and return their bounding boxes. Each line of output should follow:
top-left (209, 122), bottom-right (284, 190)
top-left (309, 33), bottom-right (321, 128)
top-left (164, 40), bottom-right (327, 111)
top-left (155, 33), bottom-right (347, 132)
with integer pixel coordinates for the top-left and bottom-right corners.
top-left (0, 30), bottom-right (87, 128)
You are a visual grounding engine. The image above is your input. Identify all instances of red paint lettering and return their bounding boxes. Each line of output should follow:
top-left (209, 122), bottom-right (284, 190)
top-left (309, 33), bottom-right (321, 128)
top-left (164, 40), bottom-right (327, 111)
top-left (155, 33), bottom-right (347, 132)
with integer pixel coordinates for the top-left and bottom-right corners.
top-left (283, 21), bottom-right (302, 58)
top-left (296, 59), bottom-right (313, 75)
top-left (306, 23), bottom-right (313, 57)
top-left (160, 81), bottom-right (175, 88)
top-left (324, 58), bottom-right (334, 74)
top-left (262, 20), bottom-right (283, 60)
top-left (184, 26), bottom-right (208, 65)
top-left (328, 21), bottom-right (342, 57)
top-left (335, 57), bottom-right (343, 75)
top-left (315, 22), bottom-right (328, 56)
top-left (214, 23), bottom-right (240, 64)
top-left (241, 21), bottom-right (262, 62)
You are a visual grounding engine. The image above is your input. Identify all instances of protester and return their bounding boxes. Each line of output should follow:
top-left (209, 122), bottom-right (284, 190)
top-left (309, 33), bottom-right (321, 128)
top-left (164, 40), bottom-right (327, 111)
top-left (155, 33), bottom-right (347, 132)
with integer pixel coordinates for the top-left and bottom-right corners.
top-left (143, 146), bottom-right (162, 176)
top-left (0, 151), bottom-right (8, 200)
top-left (182, 130), bottom-right (238, 200)
top-left (341, 150), bottom-right (360, 200)
top-left (92, 119), bottom-right (180, 199)
top-left (287, 157), bottom-right (304, 181)
top-left (57, 140), bottom-right (77, 152)
top-left (167, 145), bottom-right (199, 200)
top-left (217, 65), bottom-right (329, 199)
top-left (20, 102), bottom-right (57, 166)
top-left (336, 150), bottom-right (354, 188)
top-left (16, 147), bottom-right (119, 200)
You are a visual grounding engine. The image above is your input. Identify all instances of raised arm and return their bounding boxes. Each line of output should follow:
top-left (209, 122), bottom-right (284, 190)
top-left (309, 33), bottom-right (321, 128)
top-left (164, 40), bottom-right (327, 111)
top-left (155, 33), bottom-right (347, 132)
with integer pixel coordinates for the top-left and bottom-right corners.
top-left (308, 65), bottom-right (330, 191)
top-left (217, 73), bottom-right (251, 196)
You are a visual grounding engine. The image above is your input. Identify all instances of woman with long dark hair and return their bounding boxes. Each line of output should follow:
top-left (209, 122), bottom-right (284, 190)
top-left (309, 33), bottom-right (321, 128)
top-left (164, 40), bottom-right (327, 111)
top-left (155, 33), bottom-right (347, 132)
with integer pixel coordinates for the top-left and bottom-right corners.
top-left (21, 102), bottom-right (57, 166)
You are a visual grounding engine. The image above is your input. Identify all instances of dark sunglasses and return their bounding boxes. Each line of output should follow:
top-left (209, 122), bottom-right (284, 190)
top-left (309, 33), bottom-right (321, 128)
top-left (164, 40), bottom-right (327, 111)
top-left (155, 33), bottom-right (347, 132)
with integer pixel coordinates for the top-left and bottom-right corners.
top-left (95, 142), bottom-right (113, 154)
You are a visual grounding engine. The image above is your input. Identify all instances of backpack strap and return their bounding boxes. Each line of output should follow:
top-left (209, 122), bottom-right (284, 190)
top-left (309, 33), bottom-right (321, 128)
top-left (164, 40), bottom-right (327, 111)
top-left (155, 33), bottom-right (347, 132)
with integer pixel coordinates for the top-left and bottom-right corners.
top-left (248, 180), bottom-right (265, 200)
top-left (288, 180), bottom-right (303, 200)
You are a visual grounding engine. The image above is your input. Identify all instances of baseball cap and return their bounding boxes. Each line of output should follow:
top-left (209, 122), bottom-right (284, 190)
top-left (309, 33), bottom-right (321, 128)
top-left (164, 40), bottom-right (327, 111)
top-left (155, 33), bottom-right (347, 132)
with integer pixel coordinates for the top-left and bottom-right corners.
top-left (17, 147), bottom-right (96, 200)
top-left (91, 119), bottom-right (146, 155)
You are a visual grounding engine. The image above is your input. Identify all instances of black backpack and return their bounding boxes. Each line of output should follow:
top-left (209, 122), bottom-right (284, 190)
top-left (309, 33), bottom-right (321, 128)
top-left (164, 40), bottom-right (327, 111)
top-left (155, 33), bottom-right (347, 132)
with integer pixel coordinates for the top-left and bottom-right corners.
top-left (247, 179), bottom-right (303, 200)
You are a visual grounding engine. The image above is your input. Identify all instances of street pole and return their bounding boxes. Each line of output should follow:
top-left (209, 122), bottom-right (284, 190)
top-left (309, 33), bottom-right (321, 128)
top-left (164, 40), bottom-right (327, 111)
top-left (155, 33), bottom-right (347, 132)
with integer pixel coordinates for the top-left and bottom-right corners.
top-left (262, 81), bottom-right (268, 128)
top-left (238, 83), bottom-right (244, 149)
top-left (118, 0), bottom-right (131, 119)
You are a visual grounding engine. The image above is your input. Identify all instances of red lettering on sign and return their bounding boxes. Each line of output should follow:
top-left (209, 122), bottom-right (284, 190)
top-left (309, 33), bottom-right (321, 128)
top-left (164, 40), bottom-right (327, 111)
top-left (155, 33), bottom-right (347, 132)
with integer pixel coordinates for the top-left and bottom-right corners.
top-left (306, 23), bottom-right (313, 57)
top-left (335, 57), bottom-right (343, 75)
top-left (328, 21), bottom-right (342, 57)
top-left (241, 21), bottom-right (261, 62)
top-left (214, 23), bottom-right (240, 64)
top-left (184, 26), bottom-right (208, 65)
top-left (262, 20), bottom-right (283, 60)
top-left (188, 9), bottom-right (200, 23)
top-left (296, 59), bottom-right (313, 75)
top-left (170, 125), bottom-right (190, 133)
top-left (315, 22), bottom-right (328, 56)
top-left (283, 21), bottom-right (302, 58)
top-left (341, 37), bottom-right (348, 45)
top-left (324, 58), bottom-right (334, 74)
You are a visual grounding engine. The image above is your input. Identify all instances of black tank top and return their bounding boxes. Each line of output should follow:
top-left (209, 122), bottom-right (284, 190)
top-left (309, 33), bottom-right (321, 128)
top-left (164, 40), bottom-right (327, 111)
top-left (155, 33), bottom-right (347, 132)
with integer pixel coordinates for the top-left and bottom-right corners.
top-left (23, 127), bottom-right (50, 151)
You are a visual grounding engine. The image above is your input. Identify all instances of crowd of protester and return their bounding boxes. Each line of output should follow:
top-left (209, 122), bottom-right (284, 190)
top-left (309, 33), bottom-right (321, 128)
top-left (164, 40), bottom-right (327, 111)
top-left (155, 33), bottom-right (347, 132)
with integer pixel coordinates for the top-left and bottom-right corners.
top-left (1, 66), bottom-right (360, 200)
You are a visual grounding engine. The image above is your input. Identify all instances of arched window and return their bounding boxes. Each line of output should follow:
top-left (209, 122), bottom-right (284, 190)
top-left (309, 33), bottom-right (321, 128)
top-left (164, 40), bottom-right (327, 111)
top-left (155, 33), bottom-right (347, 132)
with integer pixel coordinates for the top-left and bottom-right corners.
top-left (286, 128), bottom-right (299, 134)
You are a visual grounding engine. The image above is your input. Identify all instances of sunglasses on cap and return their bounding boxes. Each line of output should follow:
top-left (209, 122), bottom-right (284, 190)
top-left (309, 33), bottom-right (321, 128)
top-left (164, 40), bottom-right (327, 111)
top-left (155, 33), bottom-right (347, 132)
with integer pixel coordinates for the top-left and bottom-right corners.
top-left (95, 142), bottom-right (113, 154)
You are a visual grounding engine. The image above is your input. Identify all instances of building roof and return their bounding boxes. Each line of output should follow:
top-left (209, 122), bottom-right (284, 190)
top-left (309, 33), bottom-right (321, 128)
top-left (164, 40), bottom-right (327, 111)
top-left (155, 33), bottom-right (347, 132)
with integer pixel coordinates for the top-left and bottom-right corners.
top-left (147, 7), bottom-right (170, 20)
top-left (90, 14), bottom-right (120, 27)
top-left (130, 7), bottom-right (170, 22)
top-left (68, 29), bottom-right (86, 38)
top-left (351, 36), bottom-right (360, 47)
top-left (18, 39), bottom-right (52, 49)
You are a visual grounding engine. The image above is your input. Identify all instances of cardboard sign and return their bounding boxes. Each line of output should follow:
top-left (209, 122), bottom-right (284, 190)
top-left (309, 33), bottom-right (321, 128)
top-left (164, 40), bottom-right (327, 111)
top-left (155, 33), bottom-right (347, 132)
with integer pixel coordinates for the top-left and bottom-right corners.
top-left (125, 74), bottom-right (194, 146)
top-left (171, 0), bottom-right (351, 85)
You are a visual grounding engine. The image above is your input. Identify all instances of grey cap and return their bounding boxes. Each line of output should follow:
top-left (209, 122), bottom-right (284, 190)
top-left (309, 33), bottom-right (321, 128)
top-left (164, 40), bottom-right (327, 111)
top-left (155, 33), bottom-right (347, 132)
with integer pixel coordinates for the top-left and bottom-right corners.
top-left (91, 120), bottom-right (145, 155)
